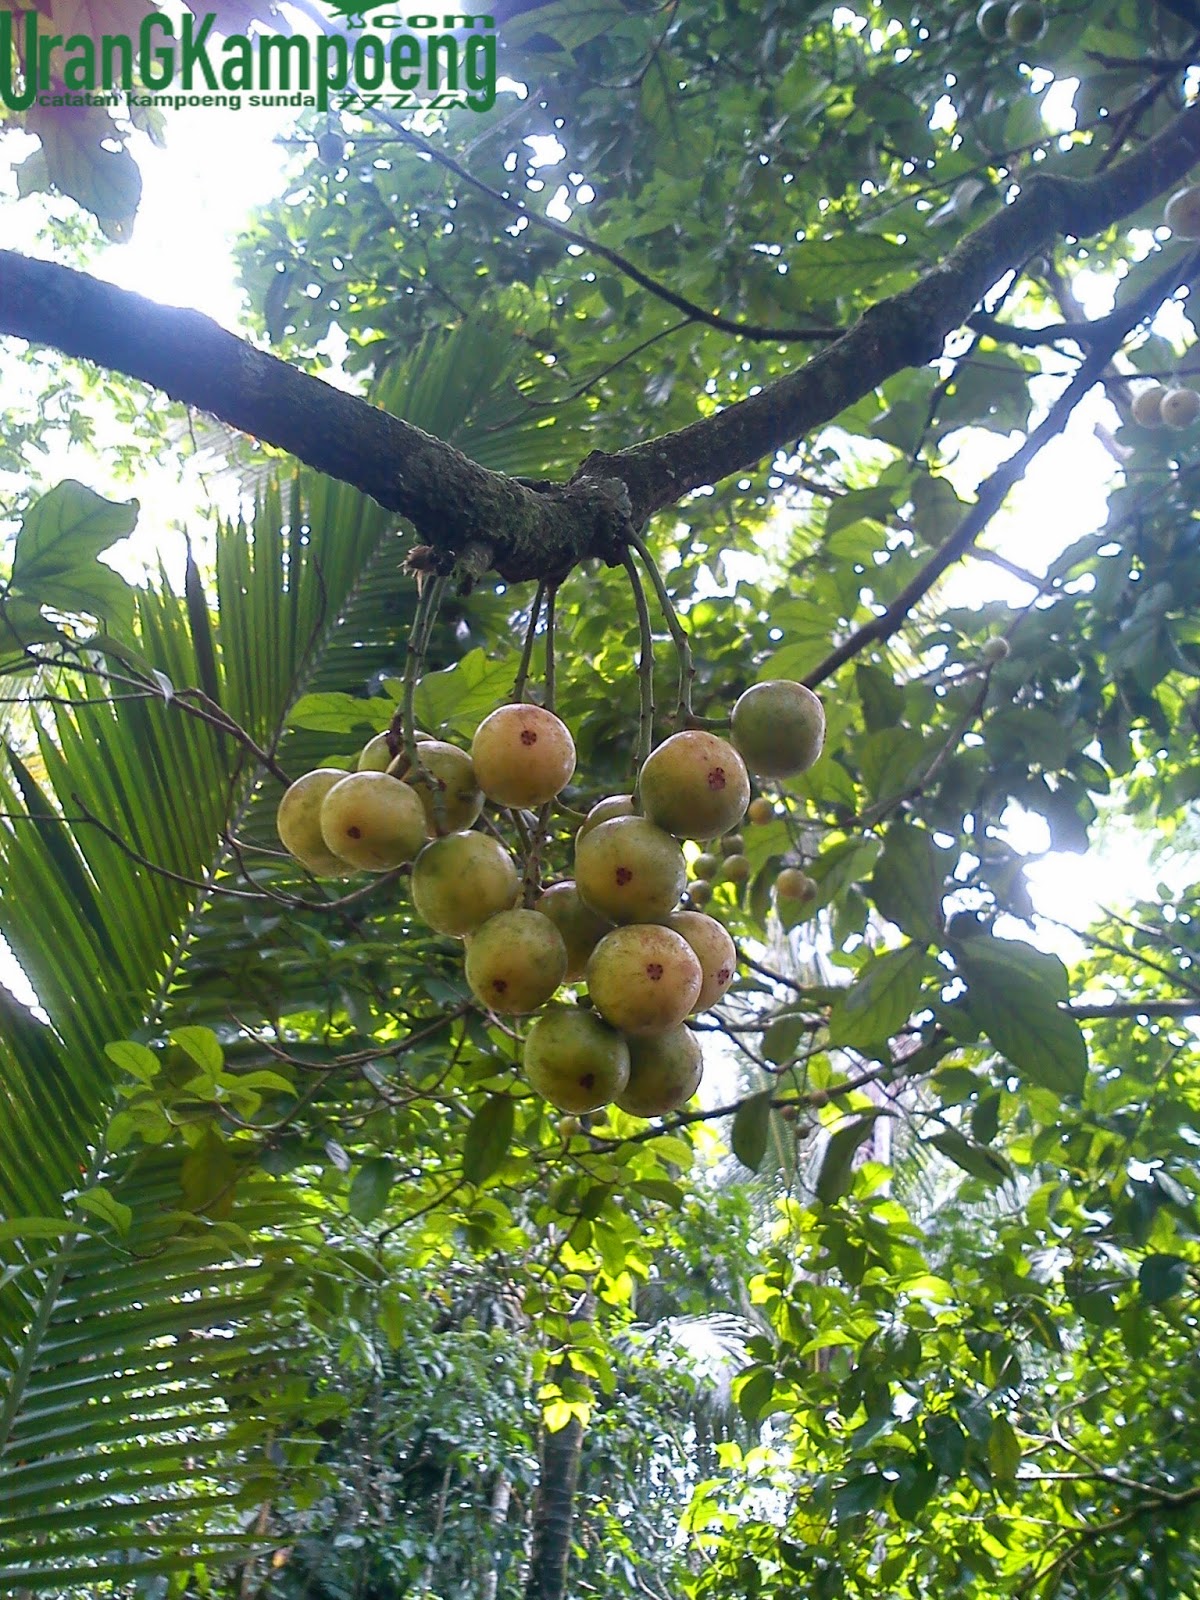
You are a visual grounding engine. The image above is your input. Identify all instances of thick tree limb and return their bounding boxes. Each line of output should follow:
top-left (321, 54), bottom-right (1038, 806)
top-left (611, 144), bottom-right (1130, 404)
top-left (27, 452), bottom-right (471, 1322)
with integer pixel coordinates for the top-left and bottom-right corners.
top-left (2, 103), bottom-right (1200, 581)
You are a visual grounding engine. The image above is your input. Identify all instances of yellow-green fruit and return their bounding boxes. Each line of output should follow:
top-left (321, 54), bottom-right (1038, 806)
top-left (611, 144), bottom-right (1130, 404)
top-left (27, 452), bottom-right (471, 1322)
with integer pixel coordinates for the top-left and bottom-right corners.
top-left (574, 815), bottom-right (687, 924)
top-left (411, 830), bottom-right (520, 936)
top-left (471, 703), bottom-right (576, 807)
top-left (1161, 387), bottom-right (1200, 429)
top-left (747, 797), bottom-right (776, 825)
top-left (319, 771), bottom-right (427, 871)
top-left (358, 729), bottom-right (431, 772)
top-left (586, 923), bottom-right (702, 1035)
top-left (401, 740), bottom-right (485, 835)
top-left (638, 731), bottom-right (751, 841)
top-left (688, 879), bottom-right (713, 907)
top-left (1131, 385), bottom-right (1167, 428)
top-left (464, 909), bottom-right (567, 1014)
top-left (576, 793), bottom-right (636, 842)
top-left (615, 1026), bottom-right (703, 1117)
top-left (731, 679), bottom-right (826, 778)
top-left (524, 1004), bottom-right (630, 1113)
top-left (276, 768), bottom-right (351, 875)
top-left (720, 833), bottom-right (745, 856)
top-left (722, 853), bottom-right (751, 885)
top-left (982, 636), bottom-right (1010, 664)
top-left (775, 867), bottom-right (817, 902)
top-left (1005, 0), bottom-right (1045, 43)
top-left (535, 881), bottom-right (614, 981)
top-left (1165, 185), bottom-right (1200, 240)
top-left (667, 910), bottom-right (737, 1013)
top-left (976, 0), bottom-right (1009, 40)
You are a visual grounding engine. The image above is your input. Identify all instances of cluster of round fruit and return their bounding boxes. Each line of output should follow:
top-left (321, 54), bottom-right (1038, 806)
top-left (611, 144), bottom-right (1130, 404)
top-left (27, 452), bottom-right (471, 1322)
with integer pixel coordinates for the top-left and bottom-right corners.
top-left (976, 0), bottom-right (1046, 45)
top-left (1131, 383), bottom-right (1200, 431)
top-left (275, 678), bottom-right (825, 1120)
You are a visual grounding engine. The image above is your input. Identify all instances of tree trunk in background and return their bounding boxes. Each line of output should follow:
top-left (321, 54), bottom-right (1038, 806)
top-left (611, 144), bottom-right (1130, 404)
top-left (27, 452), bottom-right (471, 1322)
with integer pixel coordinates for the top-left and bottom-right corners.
top-left (480, 1472), bottom-right (513, 1600)
top-left (523, 1409), bottom-right (585, 1600)
top-left (524, 1296), bottom-right (593, 1600)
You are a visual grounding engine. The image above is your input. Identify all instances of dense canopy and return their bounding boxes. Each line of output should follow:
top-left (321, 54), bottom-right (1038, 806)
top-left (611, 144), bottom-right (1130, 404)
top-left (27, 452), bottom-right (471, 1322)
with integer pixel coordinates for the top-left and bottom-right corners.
top-left (3, 1), bottom-right (1200, 1596)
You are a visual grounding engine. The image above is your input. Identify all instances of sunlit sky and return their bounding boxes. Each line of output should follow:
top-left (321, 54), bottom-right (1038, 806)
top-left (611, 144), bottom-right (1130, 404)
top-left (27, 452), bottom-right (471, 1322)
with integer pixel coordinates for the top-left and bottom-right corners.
top-left (0, 65), bottom-right (1186, 1012)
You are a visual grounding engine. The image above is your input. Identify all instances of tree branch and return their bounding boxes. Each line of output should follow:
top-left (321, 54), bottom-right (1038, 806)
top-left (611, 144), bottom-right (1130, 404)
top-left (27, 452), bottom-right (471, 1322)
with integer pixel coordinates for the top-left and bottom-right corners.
top-left (3, 103), bottom-right (1199, 581)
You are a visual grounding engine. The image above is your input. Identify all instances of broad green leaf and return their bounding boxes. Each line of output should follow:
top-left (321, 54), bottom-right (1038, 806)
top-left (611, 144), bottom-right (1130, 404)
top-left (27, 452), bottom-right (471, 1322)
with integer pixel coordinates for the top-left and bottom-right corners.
top-left (105, 1040), bottom-right (160, 1083)
top-left (829, 945), bottom-right (924, 1047)
top-left (987, 1414), bottom-right (1020, 1483)
top-left (414, 649), bottom-right (519, 737)
top-left (75, 1185), bottom-right (133, 1235)
top-left (1138, 1253), bottom-right (1190, 1303)
top-left (289, 692), bottom-right (392, 733)
top-left (170, 1026), bottom-right (224, 1079)
top-left (10, 480), bottom-right (138, 630)
top-left (929, 1127), bottom-right (1012, 1187)
top-left (731, 1090), bottom-right (773, 1173)
top-left (179, 1130), bottom-right (239, 1219)
top-left (924, 1413), bottom-right (967, 1478)
top-left (815, 1113), bottom-right (883, 1205)
top-left (462, 1094), bottom-right (514, 1185)
top-left (348, 1157), bottom-right (394, 1223)
top-left (891, 1457), bottom-right (939, 1520)
top-left (954, 937), bottom-right (1087, 1097)
top-left (869, 822), bottom-right (944, 944)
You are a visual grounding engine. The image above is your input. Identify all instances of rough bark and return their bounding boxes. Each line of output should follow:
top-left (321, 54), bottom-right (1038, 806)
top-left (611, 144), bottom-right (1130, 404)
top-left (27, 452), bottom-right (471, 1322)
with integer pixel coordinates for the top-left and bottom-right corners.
top-left (524, 1406), bottom-right (585, 1600)
top-left (2, 102), bottom-right (1200, 582)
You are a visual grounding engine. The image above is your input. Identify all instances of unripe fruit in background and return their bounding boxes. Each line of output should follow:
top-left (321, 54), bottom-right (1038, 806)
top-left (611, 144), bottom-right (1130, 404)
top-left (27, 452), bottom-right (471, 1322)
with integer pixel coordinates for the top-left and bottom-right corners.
top-left (576, 794), bottom-right (635, 842)
top-left (399, 739), bottom-right (485, 835)
top-left (638, 731), bottom-right (751, 841)
top-left (982, 636), bottom-right (1011, 664)
top-left (523, 1005), bottom-right (630, 1113)
top-left (747, 797), bottom-right (776, 825)
top-left (535, 881), bottom-right (614, 981)
top-left (615, 1026), bottom-right (703, 1117)
top-left (667, 910), bottom-right (737, 1012)
top-left (775, 867), bottom-right (817, 902)
top-left (688, 879), bottom-right (713, 907)
top-left (358, 729), bottom-right (431, 772)
top-left (722, 854), bottom-right (751, 884)
top-left (730, 680), bottom-right (826, 778)
top-left (277, 768), bottom-right (351, 875)
top-left (975, 0), bottom-right (1009, 41)
top-left (1161, 387), bottom-right (1200, 429)
top-left (586, 923), bottom-right (703, 1035)
top-left (471, 703), bottom-right (576, 807)
top-left (410, 831), bottom-right (520, 935)
top-left (1005, 0), bottom-right (1046, 44)
top-left (464, 909), bottom-right (567, 1014)
top-left (1164, 184), bottom-right (1200, 240)
top-left (574, 815), bottom-right (687, 923)
top-left (319, 771), bottom-right (427, 871)
top-left (720, 833), bottom-right (744, 856)
top-left (316, 130), bottom-right (345, 165)
top-left (1131, 385), bottom-right (1167, 428)
top-left (693, 851), bottom-right (721, 878)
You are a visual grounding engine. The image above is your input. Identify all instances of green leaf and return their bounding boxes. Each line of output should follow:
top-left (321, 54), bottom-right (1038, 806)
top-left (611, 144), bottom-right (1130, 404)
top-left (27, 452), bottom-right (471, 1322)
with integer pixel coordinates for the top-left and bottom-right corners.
top-left (731, 1090), bottom-right (773, 1172)
top-left (891, 1457), bottom-right (939, 1520)
top-left (834, 1472), bottom-right (884, 1519)
top-left (954, 937), bottom-right (1087, 1097)
top-left (75, 1185), bottom-right (132, 1235)
top-left (463, 1094), bottom-right (514, 1185)
top-left (815, 1113), bottom-right (883, 1205)
top-left (170, 1026), bottom-right (224, 1079)
top-left (987, 1414), bottom-right (1020, 1483)
top-left (179, 1130), bottom-right (239, 1219)
top-left (10, 479), bottom-right (138, 630)
top-left (348, 1157), bottom-right (394, 1223)
top-left (829, 945), bottom-right (924, 1047)
top-left (0, 1216), bottom-right (81, 1243)
top-left (288, 692), bottom-right (391, 733)
top-left (924, 1413), bottom-right (967, 1479)
top-left (414, 649), bottom-right (519, 737)
top-left (929, 1127), bottom-right (1012, 1187)
top-left (105, 1040), bottom-right (160, 1083)
top-left (1138, 1253), bottom-right (1190, 1303)
top-left (869, 822), bottom-right (944, 944)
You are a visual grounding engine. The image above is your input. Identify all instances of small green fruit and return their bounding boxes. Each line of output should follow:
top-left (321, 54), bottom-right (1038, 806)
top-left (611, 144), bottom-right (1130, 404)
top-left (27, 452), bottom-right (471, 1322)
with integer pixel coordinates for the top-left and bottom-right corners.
top-left (982, 636), bottom-right (1011, 664)
top-left (731, 679), bottom-right (825, 778)
top-left (722, 854), bottom-right (751, 885)
top-left (276, 768), bottom-right (350, 875)
top-left (1005, 0), bottom-right (1046, 43)
top-left (976, 0), bottom-right (1010, 41)
top-left (720, 833), bottom-right (745, 856)
top-left (775, 868), bottom-right (816, 902)
top-left (1161, 387), bottom-right (1200, 429)
top-left (1164, 185), bottom-right (1200, 241)
top-left (1131, 384), bottom-right (1167, 428)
